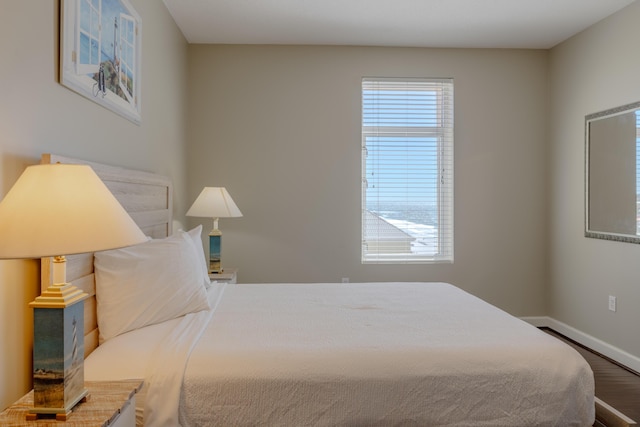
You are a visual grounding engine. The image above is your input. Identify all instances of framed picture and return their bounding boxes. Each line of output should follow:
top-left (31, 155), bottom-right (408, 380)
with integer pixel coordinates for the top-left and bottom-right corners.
top-left (60, 0), bottom-right (142, 124)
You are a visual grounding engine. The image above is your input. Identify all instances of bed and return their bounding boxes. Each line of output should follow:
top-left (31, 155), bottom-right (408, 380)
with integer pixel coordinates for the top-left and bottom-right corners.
top-left (40, 154), bottom-right (595, 426)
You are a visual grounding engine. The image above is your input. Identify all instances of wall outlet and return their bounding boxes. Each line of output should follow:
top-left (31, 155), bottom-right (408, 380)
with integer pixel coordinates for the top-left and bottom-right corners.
top-left (608, 295), bottom-right (617, 312)
top-left (341, 277), bottom-right (349, 283)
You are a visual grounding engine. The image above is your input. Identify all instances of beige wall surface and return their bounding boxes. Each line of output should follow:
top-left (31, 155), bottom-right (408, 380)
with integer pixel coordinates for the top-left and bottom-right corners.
top-left (0, 0), bottom-right (188, 410)
top-left (187, 45), bottom-right (550, 316)
top-left (548, 1), bottom-right (640, 357)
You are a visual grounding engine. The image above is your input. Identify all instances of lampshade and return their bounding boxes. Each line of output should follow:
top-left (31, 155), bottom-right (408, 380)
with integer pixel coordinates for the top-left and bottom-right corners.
top-left (186, 187), bottom-right (243, 219)
top-left (0, 163), bottom-right (147, 259)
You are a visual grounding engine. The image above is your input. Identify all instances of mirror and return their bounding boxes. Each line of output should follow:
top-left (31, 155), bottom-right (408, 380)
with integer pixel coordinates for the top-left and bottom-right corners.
top-left (586, 101), bottom-right (640, 243)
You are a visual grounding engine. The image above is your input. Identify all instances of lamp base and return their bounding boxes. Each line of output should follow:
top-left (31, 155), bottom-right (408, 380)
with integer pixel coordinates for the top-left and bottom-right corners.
top-left (29, 283), bottom-right (89, 420)
top-left (209, 232), bottom-right (222, 274)
top-left (26, 389), bottom-right (89, 421)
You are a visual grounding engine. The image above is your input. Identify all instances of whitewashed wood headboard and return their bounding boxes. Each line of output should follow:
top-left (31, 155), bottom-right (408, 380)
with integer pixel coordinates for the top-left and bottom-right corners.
top-left (40, 153), bottom-right (173, 356)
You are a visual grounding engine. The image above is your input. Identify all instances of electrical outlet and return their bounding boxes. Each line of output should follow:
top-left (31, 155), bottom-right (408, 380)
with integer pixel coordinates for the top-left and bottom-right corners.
top-left (341, 277), bottom-right (349, 283)
top-left (608, 295), bottom-right (617, 312)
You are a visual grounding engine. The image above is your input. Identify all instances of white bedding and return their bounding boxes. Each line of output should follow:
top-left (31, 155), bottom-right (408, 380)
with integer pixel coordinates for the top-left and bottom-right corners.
top-left (86, 282), bottom-right (595, 426)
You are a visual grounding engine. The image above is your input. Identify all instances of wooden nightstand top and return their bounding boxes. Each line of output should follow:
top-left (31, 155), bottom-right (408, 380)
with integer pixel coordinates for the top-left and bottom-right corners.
top-left (209, 267), bottom-right (237, 283)
top-left (0, 380), bottom-right (143, 426)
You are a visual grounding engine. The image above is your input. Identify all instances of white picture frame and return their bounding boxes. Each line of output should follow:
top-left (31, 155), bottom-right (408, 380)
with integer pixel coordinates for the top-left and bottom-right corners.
top-left (60, 0), bottom-right (142, 124)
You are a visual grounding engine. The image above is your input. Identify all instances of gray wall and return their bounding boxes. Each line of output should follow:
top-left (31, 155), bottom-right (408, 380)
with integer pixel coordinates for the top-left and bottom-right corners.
top-left (0, 0), bottom-right (189, 409)
top-left (548, 0), bottom-right (640, 357)
top-left (187, 45), bottom-right (550, 316)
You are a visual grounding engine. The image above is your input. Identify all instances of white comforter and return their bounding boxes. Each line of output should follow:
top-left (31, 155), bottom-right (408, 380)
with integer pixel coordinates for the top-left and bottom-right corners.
top-left (86, 282), bottom-right (595, 426)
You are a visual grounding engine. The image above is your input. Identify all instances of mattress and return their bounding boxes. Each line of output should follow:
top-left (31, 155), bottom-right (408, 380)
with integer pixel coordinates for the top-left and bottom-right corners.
top-left (85, 282), bottom-right (595, 426)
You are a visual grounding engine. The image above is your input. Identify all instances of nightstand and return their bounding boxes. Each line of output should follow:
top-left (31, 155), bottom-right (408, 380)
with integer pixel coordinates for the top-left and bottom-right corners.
top-left (209, 267), bottom-right (237, 284)
top-left (0, 379), bottom-right (142, 426)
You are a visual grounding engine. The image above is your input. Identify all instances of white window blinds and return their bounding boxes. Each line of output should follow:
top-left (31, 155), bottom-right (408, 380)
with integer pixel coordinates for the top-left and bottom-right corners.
top-left (361, 78), bottom-right (454, 263)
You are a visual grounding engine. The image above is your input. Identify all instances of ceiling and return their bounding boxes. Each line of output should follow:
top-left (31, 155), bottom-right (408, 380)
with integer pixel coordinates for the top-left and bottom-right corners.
top-left (162, 0), bottom-right (636, 49)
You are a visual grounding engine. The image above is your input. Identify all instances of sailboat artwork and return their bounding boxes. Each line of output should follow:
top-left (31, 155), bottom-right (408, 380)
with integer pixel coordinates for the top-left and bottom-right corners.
top-left (60, 0), bottom-right (142, 124)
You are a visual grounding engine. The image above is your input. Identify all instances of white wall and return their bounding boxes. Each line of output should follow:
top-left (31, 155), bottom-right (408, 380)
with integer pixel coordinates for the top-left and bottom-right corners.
top-left (0, 0), bottom-right (189, 410)
top-left (187, 45), bottom-right (550, 316)
top-left (548, 1), bottom-right (640, 358)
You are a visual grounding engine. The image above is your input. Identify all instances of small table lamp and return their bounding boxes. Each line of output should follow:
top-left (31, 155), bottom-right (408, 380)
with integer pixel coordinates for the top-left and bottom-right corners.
top-left (0, 163), bottom-right (146, 420)
top-left (186, 187), bottom-right (242, 273)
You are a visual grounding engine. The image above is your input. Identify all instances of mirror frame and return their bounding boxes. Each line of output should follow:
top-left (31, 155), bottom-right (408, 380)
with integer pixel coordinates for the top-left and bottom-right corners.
top-left (585, 100), bottom-right (640, 244)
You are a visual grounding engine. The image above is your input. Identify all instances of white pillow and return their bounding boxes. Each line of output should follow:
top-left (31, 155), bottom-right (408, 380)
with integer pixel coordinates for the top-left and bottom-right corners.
top-left (184, 225), bottom-right (211, 288)
top-left (94, 232), bottom-right (211, 343)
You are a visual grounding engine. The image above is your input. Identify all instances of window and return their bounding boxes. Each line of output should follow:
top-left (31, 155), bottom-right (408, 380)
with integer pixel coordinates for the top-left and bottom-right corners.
top-left (77, 0), bottom-right (102, 75)
top-left (119, 13), bottom-right (137, 104)
top-left (361, 78), bottom-right (454, 263)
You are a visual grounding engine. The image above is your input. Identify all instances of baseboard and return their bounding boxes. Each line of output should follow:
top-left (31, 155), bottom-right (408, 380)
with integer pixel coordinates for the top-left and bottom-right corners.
top-left (521, 316), bottom-right (640, 374)
top-left (595, 397), bottom-right (637, 427)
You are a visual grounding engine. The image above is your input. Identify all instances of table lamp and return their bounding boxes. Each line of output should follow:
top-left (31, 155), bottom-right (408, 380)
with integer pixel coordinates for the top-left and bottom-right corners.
top-left (186, 187), bottom-right (242, 273)
top-left (0, 163), bottom-right (146, 420)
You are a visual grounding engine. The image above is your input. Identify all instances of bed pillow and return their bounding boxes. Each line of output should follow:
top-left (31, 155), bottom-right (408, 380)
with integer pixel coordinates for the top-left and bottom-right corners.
top-left (184, 225), bottom-right (212, 288)
top-left (94, 232), bottom-right (211, 343)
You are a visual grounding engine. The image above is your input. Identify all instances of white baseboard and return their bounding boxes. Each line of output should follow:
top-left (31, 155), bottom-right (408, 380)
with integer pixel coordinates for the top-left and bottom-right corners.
top-left (595, 396), bottom-right (637, 426)
top-left (521, 316), bottom-right (640, 374)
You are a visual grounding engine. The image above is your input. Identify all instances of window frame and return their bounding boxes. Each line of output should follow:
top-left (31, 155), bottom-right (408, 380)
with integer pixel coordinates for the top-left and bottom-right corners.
top-left (77, 0), bottom-right (102, 75)
top-left (361, 77), bottom-right (454, 264)
top-left (118, 13), bottom-right (137, 104)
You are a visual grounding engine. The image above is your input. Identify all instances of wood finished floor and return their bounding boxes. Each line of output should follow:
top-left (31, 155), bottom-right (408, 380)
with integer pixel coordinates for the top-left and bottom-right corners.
top-left (543, 328), bottom-right (640, 426)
